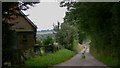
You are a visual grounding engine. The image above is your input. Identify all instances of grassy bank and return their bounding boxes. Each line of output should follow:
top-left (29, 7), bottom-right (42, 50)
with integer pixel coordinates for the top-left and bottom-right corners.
top-left (90, 46), bottom-right (118, 67)
top-left (25, 49), bottom-right (75, 67)
top-left (73, 44), bottom-right (84, 53)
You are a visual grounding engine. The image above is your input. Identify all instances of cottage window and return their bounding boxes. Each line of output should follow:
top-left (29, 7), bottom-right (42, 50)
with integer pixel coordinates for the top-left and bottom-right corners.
top-left (23, 39), bottom-right (27, 45)
top-left (22, 35), bottom-right (27, 45)
top-left (23, 35), bottom-right (27, 39)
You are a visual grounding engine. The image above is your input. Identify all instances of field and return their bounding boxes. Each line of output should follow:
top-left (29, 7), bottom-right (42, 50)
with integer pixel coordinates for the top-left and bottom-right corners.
top-left (36, 32), bottom-right (55, 41)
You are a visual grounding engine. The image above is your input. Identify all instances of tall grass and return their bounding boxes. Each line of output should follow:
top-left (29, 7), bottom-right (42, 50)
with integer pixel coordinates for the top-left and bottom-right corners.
top-left (73, 39), bottom-right (85, 53)
top-left (25, 49), bottom-right (75, 67)
top-left (90, 46), bottom-right (118, 67)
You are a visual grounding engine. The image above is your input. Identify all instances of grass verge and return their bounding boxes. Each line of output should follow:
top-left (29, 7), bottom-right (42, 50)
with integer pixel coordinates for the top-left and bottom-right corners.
top-left (90, 47), bottom-right (118, 67)
top-left (25, 49), bottom-right (75, 67)
top-left (73, 40), bottom-right (84, 53)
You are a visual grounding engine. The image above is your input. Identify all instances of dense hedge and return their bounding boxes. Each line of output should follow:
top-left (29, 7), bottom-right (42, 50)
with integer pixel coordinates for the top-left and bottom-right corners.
top-left (61, 2), bottom-right (120, 66)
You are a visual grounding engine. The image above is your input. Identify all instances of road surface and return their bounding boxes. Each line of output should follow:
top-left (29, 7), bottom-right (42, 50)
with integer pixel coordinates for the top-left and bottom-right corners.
top-left (54, 45), bottom-right (107, 67)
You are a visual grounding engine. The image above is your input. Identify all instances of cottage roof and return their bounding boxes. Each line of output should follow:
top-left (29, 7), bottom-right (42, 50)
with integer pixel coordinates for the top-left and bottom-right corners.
top-left (19, 11), bottom-right (37, 29)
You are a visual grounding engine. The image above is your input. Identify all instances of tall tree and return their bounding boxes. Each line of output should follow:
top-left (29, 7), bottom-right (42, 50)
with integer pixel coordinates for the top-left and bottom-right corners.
top-left (60, 2), bottom-right (120, 66)
top-left (54, 22), bottom-right (78, 50)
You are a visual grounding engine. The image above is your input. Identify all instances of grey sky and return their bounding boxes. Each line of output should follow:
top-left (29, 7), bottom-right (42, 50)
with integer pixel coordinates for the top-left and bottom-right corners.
top-left (21, 0), bottom-right (120, 31)
top-left (22, 2), bottom-right (67, 31)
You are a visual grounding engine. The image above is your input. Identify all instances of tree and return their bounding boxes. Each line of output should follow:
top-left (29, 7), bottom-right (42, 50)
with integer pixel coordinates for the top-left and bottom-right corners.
top-left (60, 2), bottom-right (120, 66)
top-left (55, 22), bottom-right (78, 50)
top-left (53, 21), bottom-right (60, 43)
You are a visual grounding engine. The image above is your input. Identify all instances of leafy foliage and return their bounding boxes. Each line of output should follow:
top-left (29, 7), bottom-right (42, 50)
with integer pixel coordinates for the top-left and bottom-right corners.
top-left (60, 2), bottom-right (120, 66)
top-left (54, 22), bottom-right (79, 50)
top-left (42, 36), bottom-right (54, 53)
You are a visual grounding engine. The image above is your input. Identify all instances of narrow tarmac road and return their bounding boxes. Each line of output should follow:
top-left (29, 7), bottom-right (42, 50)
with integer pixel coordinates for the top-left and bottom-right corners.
top-left (55, 46), bottom-right (107, 66)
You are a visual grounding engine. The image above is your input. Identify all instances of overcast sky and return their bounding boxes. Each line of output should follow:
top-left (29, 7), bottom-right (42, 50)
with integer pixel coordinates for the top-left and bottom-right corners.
top-left (22, 2), bottom-right (67, 31)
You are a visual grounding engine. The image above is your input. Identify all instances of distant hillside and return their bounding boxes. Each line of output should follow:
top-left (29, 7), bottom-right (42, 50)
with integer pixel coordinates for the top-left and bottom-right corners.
top-left (36, 29), bottom-right (55, 41)
top-left (37, 29), bottom-right (54, 35)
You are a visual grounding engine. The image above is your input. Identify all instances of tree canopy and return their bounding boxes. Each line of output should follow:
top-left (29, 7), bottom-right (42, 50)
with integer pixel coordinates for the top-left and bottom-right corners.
top-left (60, 2), bottom-right (120, 66)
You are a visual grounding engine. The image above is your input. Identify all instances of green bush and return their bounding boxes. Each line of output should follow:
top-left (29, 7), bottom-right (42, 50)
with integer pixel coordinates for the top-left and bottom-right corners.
top-left (54, 23), bottom-right (79, 51)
